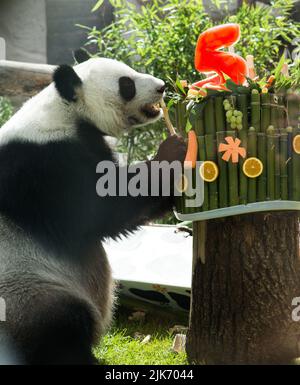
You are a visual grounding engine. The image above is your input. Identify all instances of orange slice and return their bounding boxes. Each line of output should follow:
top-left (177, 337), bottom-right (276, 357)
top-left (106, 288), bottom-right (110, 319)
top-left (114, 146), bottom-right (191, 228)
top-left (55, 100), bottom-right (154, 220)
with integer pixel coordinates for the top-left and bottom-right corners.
top-left (293, 135), bottom-right (300, 154)
top-left (243, 157), bottom-right (263, 178)
top-left (199, 161), bottom-right (219, 182)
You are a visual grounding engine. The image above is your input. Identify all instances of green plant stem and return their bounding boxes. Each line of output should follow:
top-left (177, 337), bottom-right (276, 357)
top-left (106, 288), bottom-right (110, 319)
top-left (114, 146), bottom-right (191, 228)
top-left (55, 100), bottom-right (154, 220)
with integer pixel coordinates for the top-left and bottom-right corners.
top-left (215, 96), bottom-right (226, 132)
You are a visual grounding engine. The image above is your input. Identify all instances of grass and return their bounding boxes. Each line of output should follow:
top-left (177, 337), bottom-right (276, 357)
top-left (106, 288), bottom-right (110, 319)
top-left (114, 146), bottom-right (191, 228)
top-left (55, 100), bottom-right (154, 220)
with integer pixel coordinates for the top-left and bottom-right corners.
top-left (94, 306), bottom-right (189, 365)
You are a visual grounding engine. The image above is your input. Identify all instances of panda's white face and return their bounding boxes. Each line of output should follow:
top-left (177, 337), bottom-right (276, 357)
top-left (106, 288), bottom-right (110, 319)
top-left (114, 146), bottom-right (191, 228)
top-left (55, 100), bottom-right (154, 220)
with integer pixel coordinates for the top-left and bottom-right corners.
top-left (0, 58), bottom-right (165, 144)
top-left (74, 58), bottom-right (165, 136)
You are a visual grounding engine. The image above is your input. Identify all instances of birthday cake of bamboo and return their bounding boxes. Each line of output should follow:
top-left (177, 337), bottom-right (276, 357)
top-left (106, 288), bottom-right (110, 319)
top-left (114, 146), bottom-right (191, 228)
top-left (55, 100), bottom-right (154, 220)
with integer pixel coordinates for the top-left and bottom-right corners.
top-left (162, 24), bottom-right (300, 219)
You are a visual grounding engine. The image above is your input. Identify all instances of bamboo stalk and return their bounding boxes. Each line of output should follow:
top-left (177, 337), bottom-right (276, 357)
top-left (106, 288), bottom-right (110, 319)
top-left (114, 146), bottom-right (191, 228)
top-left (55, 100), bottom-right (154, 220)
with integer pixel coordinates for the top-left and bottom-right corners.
top-left (190, 102), bottom-right (205, 136)
top-left (194, 108), bottom-right (205, 136)
top-left (216, 131), bottom-right (228, 208)
top-left (277, 95), bottom-right (286, 130)
top-left (275, 133), bottom-right (281, 199)
top-left (257, 132), bottom-right (267, 201)
top-left (237, 94), bottom-right (248, 204)
top-left (267, 125), bottom-right (276, 200)
top-left (215, 96), bottom-right (226, 132)
top-left (205, 134), bottom-right (218, 210)
top-left (270, 93), bottom-right (279, 131)
top-left (175, 102), bottom-right (187, 137)
top-left (198, 135), bottom-right (209, 212)
top-left (280, 128), bottom-right (288, 200)
top-left (204, 97), bottom-right (216, 135)
top-left (292, 128), bottom-right (300, 201)
top-left (260, 90), bottom-right (270, 133)
top-left (247, 126), bottom-right (257, 203)
top-left (287, 126), bottom-right (293, 199)
top-left (227, 130), bottom-right (239, 206)
top-left (251, 89), bottom-right (261, 132)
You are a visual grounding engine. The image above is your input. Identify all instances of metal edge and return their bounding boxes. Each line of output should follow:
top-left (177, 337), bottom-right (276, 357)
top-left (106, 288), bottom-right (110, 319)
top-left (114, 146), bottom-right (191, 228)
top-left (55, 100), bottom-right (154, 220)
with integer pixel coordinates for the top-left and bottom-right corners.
top-left (174, 201), bottom-right (300, 222)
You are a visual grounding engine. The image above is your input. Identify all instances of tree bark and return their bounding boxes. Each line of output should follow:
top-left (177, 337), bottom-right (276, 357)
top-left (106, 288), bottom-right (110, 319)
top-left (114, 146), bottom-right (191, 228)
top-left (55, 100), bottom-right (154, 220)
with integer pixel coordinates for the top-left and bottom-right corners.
top-left (186, 212), bottom-right (300, 364)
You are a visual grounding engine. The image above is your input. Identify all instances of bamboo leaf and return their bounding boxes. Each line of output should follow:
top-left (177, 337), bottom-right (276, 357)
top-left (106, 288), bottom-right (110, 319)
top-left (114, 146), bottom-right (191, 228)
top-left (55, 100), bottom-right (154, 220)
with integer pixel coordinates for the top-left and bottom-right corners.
top-left (91, 0), bottom-right (104, 12)
top-left (274, 53), bottom-right (286, 80)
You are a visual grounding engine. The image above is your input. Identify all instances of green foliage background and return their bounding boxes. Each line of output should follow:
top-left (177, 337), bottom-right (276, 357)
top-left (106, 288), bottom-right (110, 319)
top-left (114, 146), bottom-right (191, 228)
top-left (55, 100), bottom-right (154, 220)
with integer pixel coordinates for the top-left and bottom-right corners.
top-left (82, 0), bottom-right (299, 163)
top-left (0, 97), bottom-right (13, 127)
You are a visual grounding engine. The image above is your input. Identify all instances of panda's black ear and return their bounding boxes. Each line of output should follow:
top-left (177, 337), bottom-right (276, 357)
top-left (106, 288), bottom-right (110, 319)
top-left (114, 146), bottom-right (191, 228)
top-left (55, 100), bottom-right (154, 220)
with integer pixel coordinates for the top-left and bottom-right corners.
top-left (73, 49), bottom-right (90, 64)
top-left (53, 65), bottom-right (82, 102)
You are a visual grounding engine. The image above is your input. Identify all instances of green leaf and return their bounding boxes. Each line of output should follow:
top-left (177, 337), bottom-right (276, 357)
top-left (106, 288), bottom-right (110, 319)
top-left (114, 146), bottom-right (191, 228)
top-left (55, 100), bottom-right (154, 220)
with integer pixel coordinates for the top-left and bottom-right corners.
top-left (175, 78), bottom-right (186, 95)
top-left (185, 118), bottom-right (192, 133)
top-left (274, 53), bottom-right (286, 80)
top-left (91, 0), bottom-right (104, 12)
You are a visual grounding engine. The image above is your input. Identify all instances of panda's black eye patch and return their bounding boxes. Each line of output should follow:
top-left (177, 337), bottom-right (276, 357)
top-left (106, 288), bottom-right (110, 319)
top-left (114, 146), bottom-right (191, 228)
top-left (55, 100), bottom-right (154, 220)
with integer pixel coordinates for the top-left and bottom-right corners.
top-left (119, 77), bottom-right (136, 101)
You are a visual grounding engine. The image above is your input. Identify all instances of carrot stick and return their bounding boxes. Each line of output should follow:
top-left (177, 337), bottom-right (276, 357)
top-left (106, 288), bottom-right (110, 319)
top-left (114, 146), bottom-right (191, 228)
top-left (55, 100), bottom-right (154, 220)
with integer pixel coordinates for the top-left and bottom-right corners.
top-left (160, 99), bottom-right (176, 136)
top-left (185, 130), bottom-right (198, 168)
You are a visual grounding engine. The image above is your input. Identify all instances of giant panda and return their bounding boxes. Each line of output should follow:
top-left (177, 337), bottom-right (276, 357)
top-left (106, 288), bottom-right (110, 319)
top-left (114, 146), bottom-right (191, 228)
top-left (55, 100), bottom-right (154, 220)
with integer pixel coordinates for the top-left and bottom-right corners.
top-left (0, 58), bottom-right (186, 365)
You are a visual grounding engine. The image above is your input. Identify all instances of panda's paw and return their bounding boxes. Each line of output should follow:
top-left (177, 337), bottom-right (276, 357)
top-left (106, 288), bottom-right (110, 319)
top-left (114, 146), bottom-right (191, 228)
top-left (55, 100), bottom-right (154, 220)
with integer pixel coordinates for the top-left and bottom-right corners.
top-left (154, 135), bottom-right (187, 164)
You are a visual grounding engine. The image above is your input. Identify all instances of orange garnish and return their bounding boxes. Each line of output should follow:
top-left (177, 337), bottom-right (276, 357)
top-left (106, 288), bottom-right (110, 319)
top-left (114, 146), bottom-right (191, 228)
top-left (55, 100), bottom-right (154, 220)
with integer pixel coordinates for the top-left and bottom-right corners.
top-left (218, 136), bottom-right (246, 163)
top-left (184, 130), bottom-right (198, 168)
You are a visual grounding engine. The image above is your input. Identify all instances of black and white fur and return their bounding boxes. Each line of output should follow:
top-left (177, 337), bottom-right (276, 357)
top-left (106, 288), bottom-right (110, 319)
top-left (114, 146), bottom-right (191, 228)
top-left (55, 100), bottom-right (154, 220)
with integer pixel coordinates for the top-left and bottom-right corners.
top-left (0, 58), bottom-right (183, 364)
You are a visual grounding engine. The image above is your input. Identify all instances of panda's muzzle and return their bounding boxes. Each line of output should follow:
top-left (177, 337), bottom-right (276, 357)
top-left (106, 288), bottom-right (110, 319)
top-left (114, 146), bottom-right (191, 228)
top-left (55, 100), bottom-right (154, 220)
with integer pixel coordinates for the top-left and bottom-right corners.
top-left (141, 103), bottom-right (161, 118)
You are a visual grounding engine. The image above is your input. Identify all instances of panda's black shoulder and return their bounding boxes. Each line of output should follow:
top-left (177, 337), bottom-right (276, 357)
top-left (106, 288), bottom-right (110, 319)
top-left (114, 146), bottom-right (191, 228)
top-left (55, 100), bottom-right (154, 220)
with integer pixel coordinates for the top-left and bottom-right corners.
top-left (0, 119), bottom-right (114, 254)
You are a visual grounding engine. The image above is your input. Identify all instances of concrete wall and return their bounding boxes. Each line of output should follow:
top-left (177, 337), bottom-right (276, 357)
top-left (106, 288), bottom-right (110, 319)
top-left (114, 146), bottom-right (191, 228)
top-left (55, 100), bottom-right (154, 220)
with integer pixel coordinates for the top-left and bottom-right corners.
top-left (46, 0), bottom-right (113, 64)
top-left (0, 0), bottom-right (47, 63)
top-left (0, 0), bottom-right (113, 65)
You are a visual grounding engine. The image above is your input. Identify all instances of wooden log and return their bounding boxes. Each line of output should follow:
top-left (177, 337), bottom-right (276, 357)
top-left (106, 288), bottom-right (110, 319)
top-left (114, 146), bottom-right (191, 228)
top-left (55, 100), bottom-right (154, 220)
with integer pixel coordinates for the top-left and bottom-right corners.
top-left (187, 212), bottom-right (300, 364)
top-left (0, 60), bottom-right (54, 107)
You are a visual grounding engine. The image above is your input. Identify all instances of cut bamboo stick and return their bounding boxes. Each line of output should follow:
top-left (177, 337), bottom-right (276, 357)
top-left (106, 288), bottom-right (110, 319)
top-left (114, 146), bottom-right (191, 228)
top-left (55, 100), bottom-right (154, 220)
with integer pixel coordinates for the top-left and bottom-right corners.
top-left (160, 99), bottom-right (176, 136)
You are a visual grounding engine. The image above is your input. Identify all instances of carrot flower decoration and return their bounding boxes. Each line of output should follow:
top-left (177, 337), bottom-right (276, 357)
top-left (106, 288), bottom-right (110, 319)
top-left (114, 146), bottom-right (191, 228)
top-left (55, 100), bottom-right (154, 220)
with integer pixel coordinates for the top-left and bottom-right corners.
top-left (218, 136), bottom-right (246, 163)
top-left (192, 24), bottom-right (248, 90)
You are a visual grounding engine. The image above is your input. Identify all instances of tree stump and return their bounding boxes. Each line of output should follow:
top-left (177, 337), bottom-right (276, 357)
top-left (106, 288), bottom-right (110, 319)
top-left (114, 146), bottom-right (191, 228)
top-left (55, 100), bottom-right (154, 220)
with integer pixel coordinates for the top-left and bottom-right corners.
top-left (186, 211), bottom-right (300, 364)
